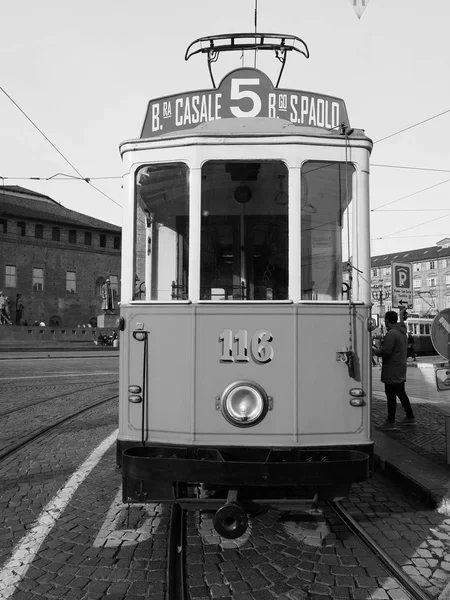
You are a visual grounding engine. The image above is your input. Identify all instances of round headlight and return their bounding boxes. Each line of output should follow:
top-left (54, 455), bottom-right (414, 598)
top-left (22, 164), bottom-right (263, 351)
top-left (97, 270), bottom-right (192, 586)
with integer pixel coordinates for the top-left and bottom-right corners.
top-left (220, 381), bottom-right (268, 427)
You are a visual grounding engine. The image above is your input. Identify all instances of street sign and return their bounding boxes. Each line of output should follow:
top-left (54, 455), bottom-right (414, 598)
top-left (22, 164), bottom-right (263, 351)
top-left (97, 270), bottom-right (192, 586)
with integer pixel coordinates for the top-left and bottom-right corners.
top-left (431, 309), bottom-right (450, 360)
top-left (435, 364), bottom-right (450, 391)
top-left (391, 262), bottom-right (412, 308)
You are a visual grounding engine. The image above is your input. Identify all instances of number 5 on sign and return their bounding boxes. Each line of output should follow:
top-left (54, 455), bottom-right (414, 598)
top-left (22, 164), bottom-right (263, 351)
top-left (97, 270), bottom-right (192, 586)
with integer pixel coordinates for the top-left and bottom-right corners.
top-left (219, 329), bottom-right (274, 363)
top-left (230, 79), bottom-right (262, 117)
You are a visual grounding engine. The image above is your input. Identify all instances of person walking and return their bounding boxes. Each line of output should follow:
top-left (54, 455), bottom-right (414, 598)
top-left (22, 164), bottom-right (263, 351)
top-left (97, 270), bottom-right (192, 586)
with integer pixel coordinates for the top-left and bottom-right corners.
top-left (407, 331), bottom-right (416, 361)
top-left (373, 310), bottom-right (416, 430)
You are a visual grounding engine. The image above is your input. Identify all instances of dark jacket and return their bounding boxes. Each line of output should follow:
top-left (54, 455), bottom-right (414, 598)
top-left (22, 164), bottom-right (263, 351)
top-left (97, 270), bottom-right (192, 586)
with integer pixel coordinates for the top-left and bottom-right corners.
top-left (375, 322), bottom-right (408, 384)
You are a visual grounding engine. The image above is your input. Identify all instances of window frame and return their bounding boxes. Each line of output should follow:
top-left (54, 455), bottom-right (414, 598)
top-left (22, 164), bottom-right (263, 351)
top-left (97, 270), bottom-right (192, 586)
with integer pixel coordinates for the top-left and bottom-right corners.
top-left (5, 264), bottom-right (17, 288)
top-left (66, 270), bottom-right (77, 294)
top-left (32, 267), bottom-right (44, 291)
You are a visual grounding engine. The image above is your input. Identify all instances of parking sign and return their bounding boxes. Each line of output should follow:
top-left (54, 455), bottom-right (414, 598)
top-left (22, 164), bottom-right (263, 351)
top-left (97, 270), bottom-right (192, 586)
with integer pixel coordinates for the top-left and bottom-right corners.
top-left (391, 262), bottom-right (412, 308)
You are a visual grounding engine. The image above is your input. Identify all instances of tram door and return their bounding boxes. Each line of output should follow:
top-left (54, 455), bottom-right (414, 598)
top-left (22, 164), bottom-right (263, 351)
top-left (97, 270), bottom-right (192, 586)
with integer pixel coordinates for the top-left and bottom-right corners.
top-left (200, 161), bottom-right (289, 301)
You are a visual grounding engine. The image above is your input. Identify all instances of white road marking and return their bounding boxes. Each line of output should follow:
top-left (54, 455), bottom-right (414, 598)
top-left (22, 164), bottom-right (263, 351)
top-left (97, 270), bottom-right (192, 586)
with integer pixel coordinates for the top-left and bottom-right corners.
top-left (0, 372), bottom-right (117, 381)
top-left (0, 429), bottom-right (118, 599)
top-left (93, 489), bottom-right (161, 547)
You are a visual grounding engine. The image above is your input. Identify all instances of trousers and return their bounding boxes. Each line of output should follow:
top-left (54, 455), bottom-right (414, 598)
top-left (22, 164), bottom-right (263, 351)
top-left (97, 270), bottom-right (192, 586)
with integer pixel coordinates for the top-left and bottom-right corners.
top-left (385, 382), bottom-right (414, 423)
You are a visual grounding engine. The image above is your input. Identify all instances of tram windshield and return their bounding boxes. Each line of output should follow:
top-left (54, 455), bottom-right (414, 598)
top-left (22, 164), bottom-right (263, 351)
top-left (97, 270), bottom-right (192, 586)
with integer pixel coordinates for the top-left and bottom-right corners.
top-left (301, 161), bottom-right (355, 301)
top-left (201, 161), bottom-right (288, 300)
top-left (134, 163), bottom-right (189, 300)
top-left (133, 160), bottom-right (355, 302)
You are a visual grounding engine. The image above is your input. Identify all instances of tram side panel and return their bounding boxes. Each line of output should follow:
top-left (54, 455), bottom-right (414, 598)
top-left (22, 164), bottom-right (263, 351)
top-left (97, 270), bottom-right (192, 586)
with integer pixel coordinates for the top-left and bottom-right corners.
top-left (118, 306), bottom-right (195, 446)
top-left (296, 304), bottom-right (370, 443)
top-left (118, 303), bottom-right (371, 450)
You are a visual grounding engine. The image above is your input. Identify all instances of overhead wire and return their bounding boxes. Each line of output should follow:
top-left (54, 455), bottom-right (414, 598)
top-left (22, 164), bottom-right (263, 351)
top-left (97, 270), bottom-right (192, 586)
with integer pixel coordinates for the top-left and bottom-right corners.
top-left (370, 108), bottom-right (450, 242)
top-left (0, 86), bottom-right (122, 208)
top-left (373, 108), bottom-right (450, 144)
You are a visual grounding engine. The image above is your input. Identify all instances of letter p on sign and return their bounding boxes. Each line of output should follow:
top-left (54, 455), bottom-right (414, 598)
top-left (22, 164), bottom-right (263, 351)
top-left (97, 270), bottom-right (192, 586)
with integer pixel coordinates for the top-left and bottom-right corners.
top-left (395, 266), bottom-right (410, 288)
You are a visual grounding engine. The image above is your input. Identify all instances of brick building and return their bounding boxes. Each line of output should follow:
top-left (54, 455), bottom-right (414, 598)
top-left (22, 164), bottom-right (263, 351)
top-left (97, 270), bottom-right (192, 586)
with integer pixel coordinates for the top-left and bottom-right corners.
top-left (0, 186), bottom-right (121, 327)
top-left (370, 238), bottom-right (450, 318)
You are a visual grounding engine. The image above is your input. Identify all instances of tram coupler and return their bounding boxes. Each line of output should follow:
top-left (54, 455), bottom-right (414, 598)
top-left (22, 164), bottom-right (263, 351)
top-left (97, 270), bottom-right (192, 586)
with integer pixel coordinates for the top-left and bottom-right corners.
top-left (213, 489), bottom-right (248, 539)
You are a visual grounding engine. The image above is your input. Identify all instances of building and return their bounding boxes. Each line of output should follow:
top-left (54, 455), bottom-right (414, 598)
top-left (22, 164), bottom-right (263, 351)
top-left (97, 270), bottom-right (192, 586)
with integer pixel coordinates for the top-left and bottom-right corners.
top-left (0, 186), bottom-right (121, 327)
top-left (370, 238), bottom-right (450, 318)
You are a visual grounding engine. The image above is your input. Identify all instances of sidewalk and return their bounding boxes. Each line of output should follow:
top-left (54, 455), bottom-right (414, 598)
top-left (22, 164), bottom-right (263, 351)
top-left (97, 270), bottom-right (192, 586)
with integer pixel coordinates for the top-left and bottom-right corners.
top-left (372, 356), bottom-right (450, 508)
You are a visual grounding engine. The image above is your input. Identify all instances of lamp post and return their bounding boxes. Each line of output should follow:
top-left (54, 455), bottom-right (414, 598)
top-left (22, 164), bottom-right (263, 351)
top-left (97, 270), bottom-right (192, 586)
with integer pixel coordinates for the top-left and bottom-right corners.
top-left (371, 280), bottom-right (390, 319)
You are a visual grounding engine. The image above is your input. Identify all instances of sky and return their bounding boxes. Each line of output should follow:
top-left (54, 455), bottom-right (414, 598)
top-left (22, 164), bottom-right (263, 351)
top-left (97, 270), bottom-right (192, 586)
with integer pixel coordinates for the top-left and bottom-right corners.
top-left (1, 0), bottom-right (449, 257)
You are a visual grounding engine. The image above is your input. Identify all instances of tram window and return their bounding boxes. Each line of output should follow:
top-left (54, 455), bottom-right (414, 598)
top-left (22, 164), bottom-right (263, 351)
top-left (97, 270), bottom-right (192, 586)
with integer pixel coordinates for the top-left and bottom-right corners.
top-left (200, 161), bottom-right (288, 300)
top-left (134, 163), bottom-right (189, 300)
top-left (301, 161), bottom-right (355, 301)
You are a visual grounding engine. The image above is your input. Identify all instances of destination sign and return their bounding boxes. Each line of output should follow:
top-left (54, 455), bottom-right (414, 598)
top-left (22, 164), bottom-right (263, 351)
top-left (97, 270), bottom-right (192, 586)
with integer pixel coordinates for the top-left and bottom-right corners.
top-left (141, 68), bottom-right (349, 138)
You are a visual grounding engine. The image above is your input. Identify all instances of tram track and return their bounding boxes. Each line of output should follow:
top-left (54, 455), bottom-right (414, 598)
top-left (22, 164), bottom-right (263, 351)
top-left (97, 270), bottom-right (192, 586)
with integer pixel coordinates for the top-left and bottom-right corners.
top-left (166, 502), bottom-right (188, 600)
top-left (0, 380), bottom-right (118, 418)
top-left (328, 500), bottom-right (432, 600)
top-left (0, 394), bottom-right (118, 464)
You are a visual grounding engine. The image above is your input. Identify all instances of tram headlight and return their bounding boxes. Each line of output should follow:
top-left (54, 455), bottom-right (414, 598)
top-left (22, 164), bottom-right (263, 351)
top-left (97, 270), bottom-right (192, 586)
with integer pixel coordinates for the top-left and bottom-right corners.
top-left (219, 381), bottom-right (269, 427)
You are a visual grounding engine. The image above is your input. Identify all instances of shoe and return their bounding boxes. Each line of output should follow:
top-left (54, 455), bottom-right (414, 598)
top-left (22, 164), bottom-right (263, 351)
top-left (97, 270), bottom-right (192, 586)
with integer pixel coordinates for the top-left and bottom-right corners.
top-left (376, 421), bottom-right (398, 431)
top-left (400, 417), bottom-right (416, 425)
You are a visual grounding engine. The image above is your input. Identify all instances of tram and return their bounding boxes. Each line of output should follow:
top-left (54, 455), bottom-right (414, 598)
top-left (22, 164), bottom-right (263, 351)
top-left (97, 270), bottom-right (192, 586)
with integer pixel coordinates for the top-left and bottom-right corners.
top-left (116, 33), bottom-right (375, 538)
top-left (405, 317), bottom-right (436, 355)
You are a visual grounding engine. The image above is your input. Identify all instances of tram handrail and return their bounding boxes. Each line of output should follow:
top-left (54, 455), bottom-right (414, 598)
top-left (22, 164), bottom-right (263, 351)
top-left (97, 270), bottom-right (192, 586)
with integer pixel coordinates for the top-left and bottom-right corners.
top-left (185, 33), bottom-right (309, 61)
top-left (185, 32), bottom-right (309, 88)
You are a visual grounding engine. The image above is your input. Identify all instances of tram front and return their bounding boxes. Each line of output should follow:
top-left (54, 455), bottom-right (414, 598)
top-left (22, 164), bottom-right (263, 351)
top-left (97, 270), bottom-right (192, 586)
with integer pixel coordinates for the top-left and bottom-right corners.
top-left (117, 34), bottom-right (374, 539)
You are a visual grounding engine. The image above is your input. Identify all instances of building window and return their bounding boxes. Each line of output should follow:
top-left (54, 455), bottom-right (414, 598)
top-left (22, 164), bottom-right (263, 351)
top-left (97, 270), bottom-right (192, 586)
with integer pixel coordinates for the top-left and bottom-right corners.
top-left (5, 265), bottom-right (16, 287)
top-left (17, 221), bottom-right (26, 237)
top-left (446, 274), bottom-right (450, 287)
top-left (99, 234), bottom-right (106, 248)
top-left (427, 277), bottom-right (437, 287)
top-left (96, 276), bottom-right (106, 296)
top-left (69, 230), bottom-right (77, 244)
top-left (372, 268), bottom-right (378, 277)
top-left (429, 260), bottom-right (436, 270)
top-left (414, 297), bottom-right (421, 307)
top-left (32, 268), bottom-right (44, 291)
top-left (52, 227), bottom-right (60, 242)
top-left (413, 278), bottom-right (421, 288)
top-left (421, 263), bottom-right (428, 271)
top-left (35, 224), bottom-right (43, 239)
top-left (114, 236), bottom-right (121, 250)
top-left (66, 271), bottom-right (76, 293)
top-left (0, 218), bottom-right (7, 233)
top-left (84, 232), bottom-right (92, 246)
top-left (414, 263), bottom-right (420, 272)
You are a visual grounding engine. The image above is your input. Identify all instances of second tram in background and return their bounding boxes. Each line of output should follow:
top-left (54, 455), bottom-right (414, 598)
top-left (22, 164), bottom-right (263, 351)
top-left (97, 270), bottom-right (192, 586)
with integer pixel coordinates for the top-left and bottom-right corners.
top-left (116, 33), bottom-right (375, 538)
top-left (406, 317), bottom-right (437, 355)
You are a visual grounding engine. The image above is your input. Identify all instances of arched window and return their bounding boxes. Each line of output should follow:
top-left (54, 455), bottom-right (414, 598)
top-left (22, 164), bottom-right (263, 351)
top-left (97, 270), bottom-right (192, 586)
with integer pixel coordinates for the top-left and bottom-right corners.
top-left (35, 224), bottom-right (43, 239)
top-left (96, 277), bottom-right (106, 296)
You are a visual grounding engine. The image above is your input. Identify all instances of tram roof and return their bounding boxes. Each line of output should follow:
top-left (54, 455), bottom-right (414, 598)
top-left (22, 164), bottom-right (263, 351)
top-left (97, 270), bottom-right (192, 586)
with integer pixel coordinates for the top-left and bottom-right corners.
top-left (120, 118), bottom-right (371, 153)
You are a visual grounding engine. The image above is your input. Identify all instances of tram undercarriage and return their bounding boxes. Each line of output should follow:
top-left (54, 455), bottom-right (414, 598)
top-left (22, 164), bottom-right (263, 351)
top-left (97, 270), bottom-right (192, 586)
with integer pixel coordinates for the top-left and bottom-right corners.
top-left (120, 442), bottom-right (371, 539)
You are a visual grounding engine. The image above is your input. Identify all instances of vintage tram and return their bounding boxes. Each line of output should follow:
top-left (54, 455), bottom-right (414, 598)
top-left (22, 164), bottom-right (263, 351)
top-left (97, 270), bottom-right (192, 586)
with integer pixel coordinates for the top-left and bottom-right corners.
top-left (116, 33), bottom-right (375, 538)
top-left (406, 317), bottom-right (436, 355)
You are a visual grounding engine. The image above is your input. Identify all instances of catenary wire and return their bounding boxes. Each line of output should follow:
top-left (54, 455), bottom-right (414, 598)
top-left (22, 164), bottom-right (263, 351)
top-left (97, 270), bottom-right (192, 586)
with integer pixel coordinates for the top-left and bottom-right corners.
top-left (373, 108), bottom-right (450, 144)
top-left (0, 86), bottom-right (122, 208)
